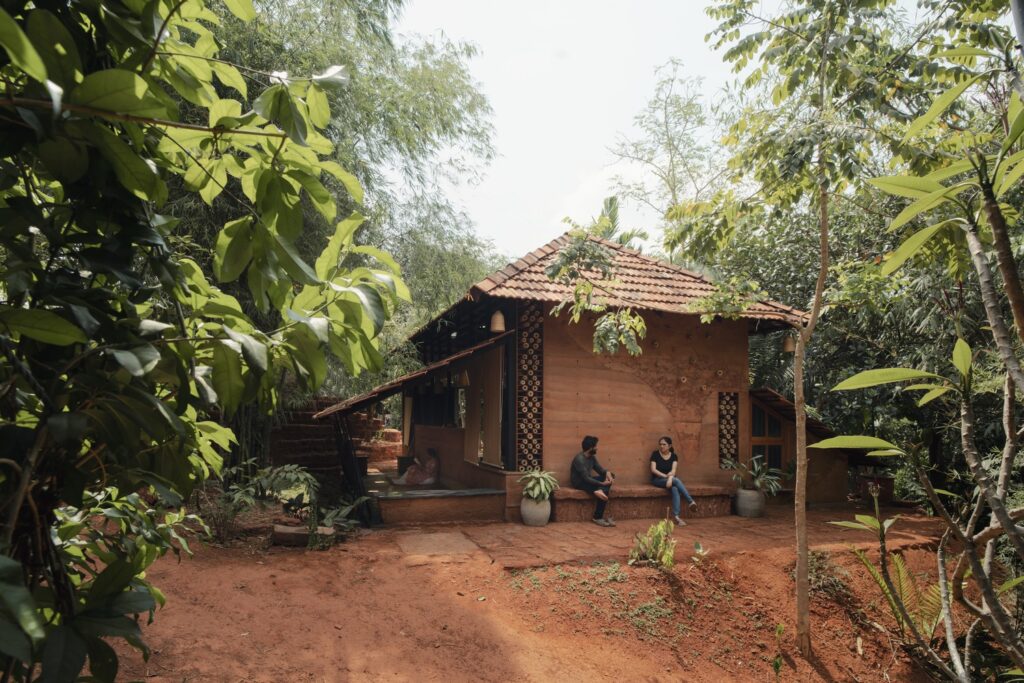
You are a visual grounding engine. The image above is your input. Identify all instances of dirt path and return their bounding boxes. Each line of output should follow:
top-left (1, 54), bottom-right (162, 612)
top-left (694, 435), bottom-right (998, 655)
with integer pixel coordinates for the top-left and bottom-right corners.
top-left (116, 505), bottom-right (940, 682)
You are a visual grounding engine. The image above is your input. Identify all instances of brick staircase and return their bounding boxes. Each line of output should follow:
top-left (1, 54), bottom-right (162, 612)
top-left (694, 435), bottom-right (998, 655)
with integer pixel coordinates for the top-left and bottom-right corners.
top-left (269, 400), bottom-right (405, 475)
top-left (269, 398), bottom-right (340, 472)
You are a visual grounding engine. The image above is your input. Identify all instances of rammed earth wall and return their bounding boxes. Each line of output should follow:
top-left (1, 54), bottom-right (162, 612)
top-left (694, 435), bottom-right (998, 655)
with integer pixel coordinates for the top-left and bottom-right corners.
top-left (541, 307), bottom-right (750, 488)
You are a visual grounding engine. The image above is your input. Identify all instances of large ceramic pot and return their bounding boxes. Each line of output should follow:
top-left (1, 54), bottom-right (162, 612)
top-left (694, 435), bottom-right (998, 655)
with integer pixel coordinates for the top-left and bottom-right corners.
top-left (735, 489), bottom-right (766, 518)
top-left (520, 498), bottom-right (551, 526)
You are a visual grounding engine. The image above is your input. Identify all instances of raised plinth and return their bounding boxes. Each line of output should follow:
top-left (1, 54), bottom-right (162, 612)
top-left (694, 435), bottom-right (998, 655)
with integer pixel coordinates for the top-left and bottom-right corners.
top-left (551, 484), bottom-right (733, 522)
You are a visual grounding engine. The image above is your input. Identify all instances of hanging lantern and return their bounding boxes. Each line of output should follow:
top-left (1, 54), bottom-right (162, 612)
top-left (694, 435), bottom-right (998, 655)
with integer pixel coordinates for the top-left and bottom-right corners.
top-left (456, 369), bottom-right (470, 387)
top-left (782, 334), bottom-right (796, 354)
top-left (489, 309), bottom-right (506, 333)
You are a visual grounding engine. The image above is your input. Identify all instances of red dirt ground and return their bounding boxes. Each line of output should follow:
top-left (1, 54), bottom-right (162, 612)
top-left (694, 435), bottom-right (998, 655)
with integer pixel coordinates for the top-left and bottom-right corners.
top-left (115, 505), bottom-right (944, 682)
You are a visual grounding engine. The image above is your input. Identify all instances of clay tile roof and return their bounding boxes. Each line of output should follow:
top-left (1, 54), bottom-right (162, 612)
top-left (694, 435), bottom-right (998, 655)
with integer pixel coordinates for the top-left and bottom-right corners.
top-left (468, 232), bottom-right (804, 324)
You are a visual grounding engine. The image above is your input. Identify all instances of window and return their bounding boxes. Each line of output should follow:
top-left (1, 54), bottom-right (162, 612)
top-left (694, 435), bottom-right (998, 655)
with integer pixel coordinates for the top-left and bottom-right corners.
top-left (751, 404), bottom-right (784, 469)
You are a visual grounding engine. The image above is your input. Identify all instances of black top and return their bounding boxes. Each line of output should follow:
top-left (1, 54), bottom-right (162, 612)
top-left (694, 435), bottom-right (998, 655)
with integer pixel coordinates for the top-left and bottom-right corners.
top-left (650, 450), bottom-right (677, 476)
top-left (571, 451), bottom-right (607, 488)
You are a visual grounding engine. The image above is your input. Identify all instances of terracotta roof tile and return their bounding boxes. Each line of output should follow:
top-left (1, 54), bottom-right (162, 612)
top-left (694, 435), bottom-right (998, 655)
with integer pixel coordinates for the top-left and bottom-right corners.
top-left (467, 233), bottom-right (804, 324)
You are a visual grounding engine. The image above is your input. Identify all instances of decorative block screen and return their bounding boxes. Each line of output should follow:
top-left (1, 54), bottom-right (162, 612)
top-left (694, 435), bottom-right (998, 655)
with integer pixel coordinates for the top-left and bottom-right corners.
top-left (718, 391), bottom-right (739, 467)
top-left (515, 302), bottom-right (544, 470)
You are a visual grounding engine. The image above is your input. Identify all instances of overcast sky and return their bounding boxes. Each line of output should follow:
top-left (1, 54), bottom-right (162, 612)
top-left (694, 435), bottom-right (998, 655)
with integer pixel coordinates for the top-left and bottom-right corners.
top-left (395, 1), bottom-right (739, 259)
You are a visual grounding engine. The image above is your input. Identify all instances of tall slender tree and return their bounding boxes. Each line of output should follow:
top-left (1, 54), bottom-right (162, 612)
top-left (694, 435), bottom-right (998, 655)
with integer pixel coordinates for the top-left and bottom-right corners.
top-left (702, 0), bottom-right (925, 655)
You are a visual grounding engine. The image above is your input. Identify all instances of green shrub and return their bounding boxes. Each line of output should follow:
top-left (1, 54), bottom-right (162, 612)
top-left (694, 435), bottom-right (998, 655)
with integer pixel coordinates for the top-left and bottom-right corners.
top-left (628, 519), bottom-right (676, 570)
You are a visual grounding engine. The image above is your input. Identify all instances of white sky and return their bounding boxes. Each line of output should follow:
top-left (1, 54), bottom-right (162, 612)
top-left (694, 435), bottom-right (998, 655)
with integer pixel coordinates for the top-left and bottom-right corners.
top-left (395, 1), bottom-right (739, 259)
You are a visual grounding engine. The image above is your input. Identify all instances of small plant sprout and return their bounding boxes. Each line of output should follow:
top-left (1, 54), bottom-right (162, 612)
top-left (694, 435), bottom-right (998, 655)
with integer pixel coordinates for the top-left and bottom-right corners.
top-left (691, 541), bottom-right (709, 566)
top-left (772, 623), bottom-right (785, 679)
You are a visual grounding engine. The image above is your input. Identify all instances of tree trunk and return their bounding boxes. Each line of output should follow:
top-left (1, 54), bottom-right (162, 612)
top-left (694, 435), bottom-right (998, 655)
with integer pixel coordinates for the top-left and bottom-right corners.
top-left (794, 181), bottom-right (831, 657)
top-left (964, 226), bottom-right (1024, 389)
top-left (1011, 0), bottom-right (1024, 59)
top-left (980, 187), bottom-right (1024, 342)
top-left (793, 333), bottom-right (811, 657)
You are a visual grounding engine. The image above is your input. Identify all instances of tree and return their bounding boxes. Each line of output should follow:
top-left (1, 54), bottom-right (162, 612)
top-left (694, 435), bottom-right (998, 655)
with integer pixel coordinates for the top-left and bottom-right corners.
top-left (0, 0), bottom-right (406, 679)
top-left (830, 3), bottom-right (1024, 671)
top-left (610, 59), bottom-right (721, 250)
top-left (151, 0), bottom-right (497, 466)
top-left (702, 0), bottom-right (925, 655)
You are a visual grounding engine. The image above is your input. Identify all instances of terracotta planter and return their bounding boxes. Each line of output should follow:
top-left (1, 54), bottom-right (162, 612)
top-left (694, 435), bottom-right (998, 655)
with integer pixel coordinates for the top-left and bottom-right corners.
top-left (520, 498), bottom-right (551, 526)
top-left (735, 489), bottom-right (766, 518)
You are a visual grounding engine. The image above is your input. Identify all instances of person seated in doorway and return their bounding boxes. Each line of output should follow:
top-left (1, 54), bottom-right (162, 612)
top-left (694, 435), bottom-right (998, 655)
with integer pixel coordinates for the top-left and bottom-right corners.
top-left (650, 436), bottom-right (698, 526)
top-left (570, 435), bottom-right (616, 527)
top-left (393, 448), bottom-right (439, 486)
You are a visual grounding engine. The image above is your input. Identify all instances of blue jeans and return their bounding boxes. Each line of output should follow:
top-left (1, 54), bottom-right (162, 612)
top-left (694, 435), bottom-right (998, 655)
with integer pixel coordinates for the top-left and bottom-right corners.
top-left (651, 476), bottom-right (694, 516)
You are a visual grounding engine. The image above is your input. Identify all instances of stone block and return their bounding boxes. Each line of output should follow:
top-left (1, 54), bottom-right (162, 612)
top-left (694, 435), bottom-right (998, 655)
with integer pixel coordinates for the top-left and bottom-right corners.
top-left (272, 524), bottom-right (335, 547)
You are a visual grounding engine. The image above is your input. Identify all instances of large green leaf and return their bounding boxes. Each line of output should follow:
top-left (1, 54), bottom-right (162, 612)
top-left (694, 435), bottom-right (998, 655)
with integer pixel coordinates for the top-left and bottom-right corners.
top-left (108, 345), bottom-right (161, 377)
top-left (224, 327), bottom-right (268, 374)
top-left (888, 184), bottom-right (970, 232)
top-left (854, 514), bottom-right (881, 531)
top-left (0, 556), bottom-right (45, 642)
top-left (272, 232), bottom-right (319, 285)
top-left (252, 84), bottom-right (307, 145)
top-left (306, 84), bottom-right (330, 127)
top-left (212, 341), bottom-right (244, 416)
top-left (87, 558), bottom-right (136, 602)
top-left (931, 46), bottom-right (997, 60)
top-left (1002, 107), bottom-right (1024, 155)
top-left (0, 615), bottom-right (31, 662)
top-left (214, 217), bottom-right (254, 282)
top-left (0, 306), bottom-right (86, 345)
top-left (809, 435), bottom-right (902, 452)
top-left (211, 60), bottom-right (247, 98)
top-left (40, 625), bottom-right (87, 683)
top-left (952, 338), bottom-right (971, 378)
top-left (288, 327), bottom-right (327, 387)
top-left (315, 213), bottom-right (363, 279)
top-left (881, 220), bottom-right (956, 275)
top-left (0, 7), bottom-right (47, 83)
top-left (70, 69), bottom-right (167, 118)
top-left (832, 368), bottom-right (941, 391)
top-left (922, 160), bottom-right (973, 183)
top-left (996, 158), bottom-right (1024, 198)
top-left (868, 175), bottom-right (944, 199)
top-left (320, 161), bottom-right (363, 203)
top-left (918, 387), bottom-right (952, 406)
top-left (349, 284), bottom-right (386, 335)
top-left (223, 0), bottom-right (256, 21)
top-left (85, 636), bottom-right (119, 682)
top-left (26, 10), bottom-right (80, 88)
top-left (88, 125), bottom-right (167, 204)
top-left (903, 73), bottom-right (983, 141)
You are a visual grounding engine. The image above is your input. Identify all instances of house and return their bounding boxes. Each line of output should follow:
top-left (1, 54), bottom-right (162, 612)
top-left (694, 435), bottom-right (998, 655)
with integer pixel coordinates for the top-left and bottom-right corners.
top-left (314, 233), bottom-right (853, 524)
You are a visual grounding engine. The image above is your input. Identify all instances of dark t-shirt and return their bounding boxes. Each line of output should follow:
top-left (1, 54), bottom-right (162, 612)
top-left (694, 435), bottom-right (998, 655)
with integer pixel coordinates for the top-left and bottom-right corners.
top-left (650, 451), bottom-right (677, 476)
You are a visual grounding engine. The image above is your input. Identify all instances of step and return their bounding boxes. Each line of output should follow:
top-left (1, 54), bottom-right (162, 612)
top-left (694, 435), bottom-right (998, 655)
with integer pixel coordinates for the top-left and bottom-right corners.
top-left (376, 491), bottom-right (505, 525)
top-left (272, 437), bottom-right (335, 452)
top-left (269, 450), bottom-right (339, 467)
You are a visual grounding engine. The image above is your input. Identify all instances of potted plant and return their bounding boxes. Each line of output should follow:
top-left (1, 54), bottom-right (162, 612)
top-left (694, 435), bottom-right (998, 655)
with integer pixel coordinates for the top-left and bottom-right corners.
top-left (722, 455), bottom-right (783, 518)
top-left (518, 470), bottom-right (559, 526)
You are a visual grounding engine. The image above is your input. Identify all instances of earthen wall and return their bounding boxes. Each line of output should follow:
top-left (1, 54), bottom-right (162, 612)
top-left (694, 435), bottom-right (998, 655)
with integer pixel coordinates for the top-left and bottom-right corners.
top-left (541, 309), bottom-right (749, 487)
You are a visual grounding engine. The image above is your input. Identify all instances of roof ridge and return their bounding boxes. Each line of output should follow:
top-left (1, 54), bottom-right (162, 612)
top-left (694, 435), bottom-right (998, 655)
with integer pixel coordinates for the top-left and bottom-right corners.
top-left (471, 231), bottom-right (574, 293)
